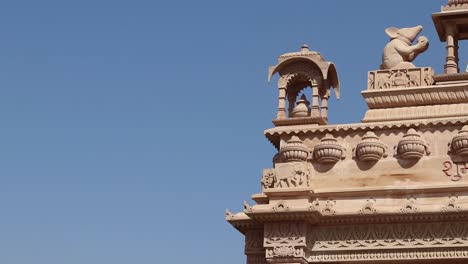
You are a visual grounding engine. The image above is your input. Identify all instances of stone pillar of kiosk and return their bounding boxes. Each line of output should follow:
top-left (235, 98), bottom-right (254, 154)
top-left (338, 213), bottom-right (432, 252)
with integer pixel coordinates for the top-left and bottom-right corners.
top-left (445, 23), bottom-right (459, 74)
top-left (433, 0), bottom-right (468, 75)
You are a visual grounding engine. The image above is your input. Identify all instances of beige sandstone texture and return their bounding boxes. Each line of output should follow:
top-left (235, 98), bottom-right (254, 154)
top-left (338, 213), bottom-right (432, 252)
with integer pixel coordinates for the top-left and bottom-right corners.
top-left (227, 1), bottom-right (468, 264)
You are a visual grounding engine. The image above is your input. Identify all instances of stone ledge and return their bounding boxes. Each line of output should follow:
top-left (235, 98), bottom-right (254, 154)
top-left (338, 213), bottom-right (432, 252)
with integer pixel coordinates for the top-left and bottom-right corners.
top-left (435, 72), bottom-right (468, 83)
top-left (362, 104), bottom-right (468, 123)
top-left (362, 82), bottom-right (468, 109)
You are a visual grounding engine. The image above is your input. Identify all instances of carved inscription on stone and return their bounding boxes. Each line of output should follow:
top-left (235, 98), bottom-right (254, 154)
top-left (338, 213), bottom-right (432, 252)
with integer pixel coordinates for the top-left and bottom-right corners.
top-left (443, 161), bottom-right (467, 181)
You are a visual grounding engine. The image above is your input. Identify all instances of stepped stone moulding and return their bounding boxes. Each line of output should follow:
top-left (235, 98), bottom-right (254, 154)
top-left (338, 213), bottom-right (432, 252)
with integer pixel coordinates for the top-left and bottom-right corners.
top-left (313, 134), bottom-right (345, 164)
top-left (450, 125), bottom-right (468, 156)
top-left (396, 128), bottom-right (430, 160)
top-left (354, 131), bottom-right (387, 162)
top-left (278, 136), bottom-right (310, 162)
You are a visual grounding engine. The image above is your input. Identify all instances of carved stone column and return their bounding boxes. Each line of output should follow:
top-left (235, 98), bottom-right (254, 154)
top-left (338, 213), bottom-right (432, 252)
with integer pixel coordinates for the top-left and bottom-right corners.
top-left (445, 23), bottom-right (459, 74)
top-left (264, 222), bottom-right (308, 264)
top-left (245, 229), bottom-right (267, 264)
top-left (287, 93), bottom-right (296, 118)
top-left (321, 94), bottom-right (329, 121)
top-left (277, 86), bottom-right (287, 119)
top-left (310, 83), bottom-right (320, 117)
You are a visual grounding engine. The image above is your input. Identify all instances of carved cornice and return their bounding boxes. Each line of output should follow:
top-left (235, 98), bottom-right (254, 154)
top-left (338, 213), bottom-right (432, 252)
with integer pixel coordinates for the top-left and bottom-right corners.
top-left (265, 117), bottom-right (468, 149)
top-left (363, 104), bottom-right (468, 123)
top-left (245, 210), bottom-right (321, 224)
top-left (272, 116), bottom-right (326, 126)
top-left (263, 184), bottom-right (468, 198)
top-left (226, 213), bottom-right (262, 234)
top-left (230, 204), bottom-right (468, 227)
top-left (362, 82), bottom-right (468, 109)
top-left (318, 211), bottom-right (468, 225)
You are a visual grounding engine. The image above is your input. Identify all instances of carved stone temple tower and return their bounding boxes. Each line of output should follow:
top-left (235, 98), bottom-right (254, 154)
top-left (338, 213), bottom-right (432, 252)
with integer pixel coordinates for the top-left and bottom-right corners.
top-left (226, 2), bottom-right (468, 264)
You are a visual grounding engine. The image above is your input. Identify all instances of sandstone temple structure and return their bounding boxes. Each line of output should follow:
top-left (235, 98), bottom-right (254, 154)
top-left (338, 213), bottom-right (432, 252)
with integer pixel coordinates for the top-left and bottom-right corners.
top-left (226, 2), bottom-right (468, 264)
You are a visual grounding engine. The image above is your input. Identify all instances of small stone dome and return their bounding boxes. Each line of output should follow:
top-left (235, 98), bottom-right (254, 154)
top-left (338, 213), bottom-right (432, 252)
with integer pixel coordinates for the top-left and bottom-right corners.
top-left (277, 44), bottom-right (323, 63)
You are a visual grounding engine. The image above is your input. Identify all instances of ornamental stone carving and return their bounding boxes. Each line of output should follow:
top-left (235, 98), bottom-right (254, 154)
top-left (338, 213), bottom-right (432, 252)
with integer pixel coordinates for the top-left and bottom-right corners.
top-left (315, 199), bottom-right (336, 216)
top-left (266, 246), bottom-right (305, 258)
top-left (264, 222), bottom-right (307, 259)
top-left (441, 195), bottom-right (462, 212)
top-left (313, 134), bottom-right (345, 164)
top-left (444, 0), bottom-right (468, 10)
top-left (380, 25), bottom-right (429, 70)
top-left (261, 168), bottom-right (275, 189)
top-left (244, 201), bottom-right (253, 213)
top-left (400, 197), bottom-right (418, 213)
top-left (272, 201), bottom-right (290, 212)
top-left (309, 222), bottom-right (468, 251)
top-left (272, 163), bottom-right (311, 189)
top-left (396, 128), bottom-right (430, 160)
top-left (278, 136), bottom-right (310, 162)
top-left (264, 222), bottom-right (307, 246)
top-left (225, 209), bottom-right (234, 220)
top-left (358, 199), bottom-right (377, 215)
top-left (449, 0), bottom-right (468, 5)
top-left (449, 125), bottom-right (468, 156)
top-left (368, 67), bottom-right (434, 90)
top-left (354, 131), bottom-right (387, 162)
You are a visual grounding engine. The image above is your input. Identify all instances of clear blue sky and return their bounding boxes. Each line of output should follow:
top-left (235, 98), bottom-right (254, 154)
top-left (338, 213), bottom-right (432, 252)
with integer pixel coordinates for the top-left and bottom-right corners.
top-left (0, 0), bottom-right (454, 263)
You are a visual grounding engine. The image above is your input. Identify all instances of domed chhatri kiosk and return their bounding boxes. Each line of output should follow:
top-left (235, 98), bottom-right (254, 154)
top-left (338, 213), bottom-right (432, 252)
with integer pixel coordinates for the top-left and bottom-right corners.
top-left (227, 2), bottom-right (468, 264)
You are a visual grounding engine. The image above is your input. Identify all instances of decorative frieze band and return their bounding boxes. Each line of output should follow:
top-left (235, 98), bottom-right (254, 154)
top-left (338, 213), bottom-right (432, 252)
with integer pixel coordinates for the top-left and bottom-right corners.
top-left (264, 222), bottom-right (308, 259)
top-left (308, 248), bottom-right (468, 262)
top-left (308, 222), bottom-right (468, 251)
top-left (367, 67), bottom-right (434, 90)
